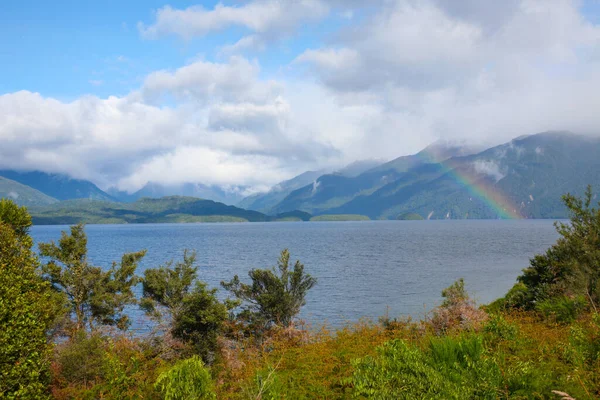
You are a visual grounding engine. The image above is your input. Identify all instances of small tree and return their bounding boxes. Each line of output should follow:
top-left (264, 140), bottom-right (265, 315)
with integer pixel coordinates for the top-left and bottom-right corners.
top-left (221, 249), bottom-right (317, 330)
top-left (517, 186), bottom-right (600, 309)
top-left (154, 356), bottom-right (216, 400)
top-left (39, 224), bottom-right (146, 332)
top-left (0, 200), bottom-right (63, 398)
top-left (141, 251), bottom-right (229, 361)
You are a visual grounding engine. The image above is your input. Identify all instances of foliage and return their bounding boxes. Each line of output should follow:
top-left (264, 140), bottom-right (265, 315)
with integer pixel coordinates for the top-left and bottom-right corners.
top-left (141, 250), bottom-right (198, 323)
top-left (350, 334), bottom-right (546, 399)
top-left (0, 201), bottom-right (62, 399)
top-left (39, 223), bottom-right (145, 332)
top-left (51, 332), bottom-right (166, 399)
top-left (0, 198), bottom-right (34, 243)
top-left (517, 185), bottom-right (600, 309)
top-left (53, 331), bottom-right (106, 387)
top-left (486, 282), bottom-right (529, 312)
top-left (154, 356), bottom-right (216, 400)
top-left (222, 249), bottom-right (317, 331)
top-left (536, 295), bottom-right (588, 323)
top-left (428, 279), bottom-right (488, 334)
top-left (141, 251), bottom-right (229, 362)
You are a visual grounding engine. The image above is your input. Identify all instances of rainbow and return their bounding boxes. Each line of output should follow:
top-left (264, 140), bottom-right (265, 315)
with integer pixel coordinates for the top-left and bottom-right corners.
top-left (416, 149), bottom-right (523, 220)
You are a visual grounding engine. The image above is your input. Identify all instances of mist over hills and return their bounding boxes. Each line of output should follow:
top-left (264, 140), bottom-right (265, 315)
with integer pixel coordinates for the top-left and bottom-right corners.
top-left (2, 131), bottom-right (599, 222)
top-left (268, 132), bottom-right (600, 219)
top-left (107, 182), bottom-right (248, 205)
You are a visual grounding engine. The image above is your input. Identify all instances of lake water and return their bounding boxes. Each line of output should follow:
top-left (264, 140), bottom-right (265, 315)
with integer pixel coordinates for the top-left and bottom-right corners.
top-left (31, 220), bottom-right (560, 330)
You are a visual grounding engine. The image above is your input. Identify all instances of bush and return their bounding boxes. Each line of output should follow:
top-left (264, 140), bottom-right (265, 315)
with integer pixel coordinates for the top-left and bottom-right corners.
top-left (350, 335), bottom-right (545, 399)
top-left (40, 224), bottom-right (145, 332)
top-left (486, 282), bottom-right (530, 312)
top-left (0, 200), bottom-right (63, 398)
top-left (483, 314), bottom-right (518, 342)
top-left (141, 251), bottom-right (229, 362)
top-left (221, 249), bottom-right (316, 332)
top-left (517, 186), bottom-right (600, 309)
top-left (536, 295), bottom-right (587, 324)
top-left (428, 279), bottom-right (488, 334)
top-left (54, 331), bottom-right (105, 387)
top-left (155, 356), bottom-right (216, 400)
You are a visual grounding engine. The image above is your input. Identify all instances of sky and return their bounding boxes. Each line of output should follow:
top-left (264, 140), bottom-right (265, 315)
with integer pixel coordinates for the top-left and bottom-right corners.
top-left (1, 0), bottom-right (600, 194)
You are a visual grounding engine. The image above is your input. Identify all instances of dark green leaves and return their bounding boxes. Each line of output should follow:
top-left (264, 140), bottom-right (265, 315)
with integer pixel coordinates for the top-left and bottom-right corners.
top-left (39, 223), bottom-right (146, 332)
top-left (221, 249), bottom-right (316, 330)
top-left (141, 251), bottom-right (228, 362)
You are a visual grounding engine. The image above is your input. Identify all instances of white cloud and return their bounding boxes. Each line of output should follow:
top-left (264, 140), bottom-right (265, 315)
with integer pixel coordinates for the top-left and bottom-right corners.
top-left (295, 0), bottom-right (600, 145)
top-left (139, 56), bottom-right (281, 104)
top-left (2, 0), bottom-right (600, 198)
top-left (138, 0), bottom-right (329, 50)
top-left (472, 160), bottom-right (506, 182)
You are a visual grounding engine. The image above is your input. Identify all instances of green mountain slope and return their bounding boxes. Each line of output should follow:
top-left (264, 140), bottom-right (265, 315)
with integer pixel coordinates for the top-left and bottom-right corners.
top-left (239, 160), bottom-right (383, 214)
top-left (329, 132), bottom-right (600, 219)
top-left (271, 142), bottom-right (478, 215)
top-left (29, 196), bottom-right (272, 225)
top-left (0, 176), bottom-right (59, 206)
top-left (237, 170), bottom-right (327, 214)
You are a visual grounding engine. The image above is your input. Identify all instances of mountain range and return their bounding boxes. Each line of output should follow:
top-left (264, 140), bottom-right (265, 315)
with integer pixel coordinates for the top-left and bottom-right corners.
top-left (261, 132), bottom-right (600, 219)
top-left (1, 131), bottom-right (599, 222)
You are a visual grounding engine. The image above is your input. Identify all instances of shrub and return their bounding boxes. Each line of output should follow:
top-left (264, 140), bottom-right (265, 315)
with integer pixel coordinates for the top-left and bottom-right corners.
top-left (536, 295), bottom-right (587, 323)
top-left (40, 224), bottom-right (145, 332)
top-left (221, 249), bottom-right (316, 332)
top-left (0, 200), bottom-right (63, 398)
top-left (141, 251), bottom-right (229, 362)
top-left (54, 331), bottom-right (105, 387)
top-left (155, 356), bottom-right (216, 400)
top-left (350, 335), bottom-right (545, 399)
top-left (428, 279), bottom-right (488, 334)
top-left (483, 313), bottom-right (518, 342)
top-left (517, 186), bottom-right (600, 309)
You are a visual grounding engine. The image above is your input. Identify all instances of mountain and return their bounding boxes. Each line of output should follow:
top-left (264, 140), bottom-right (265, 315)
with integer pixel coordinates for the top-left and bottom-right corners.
top-left (323, 132), bottom-right (600, 219)
top-left (29, 196), bottom-right (273, 225)
top-left (0, 176), bottom-right (59, 206)
top-left (109, 182), bottom-right (248, 205)
top-left (0, 170), bottom-right (115, 202)
top-left (238, 160), bottom-right (384, 214)
top-left (333, 159), bottom-right (386, 177)
top-left (237, 170), bottom-right (327, 214)
top-left (270, 142), bottom-right (478, 215)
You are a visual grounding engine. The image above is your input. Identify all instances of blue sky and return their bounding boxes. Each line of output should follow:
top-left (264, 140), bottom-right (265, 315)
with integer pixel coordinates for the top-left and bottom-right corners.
top-left (1, 0), bottom-right (600, 193)
top-left (0, 0), bottom-right (353, 99)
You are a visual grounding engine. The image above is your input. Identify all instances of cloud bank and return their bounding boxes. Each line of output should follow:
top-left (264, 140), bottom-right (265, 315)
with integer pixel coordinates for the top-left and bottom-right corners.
top-left (1, 0), bottom-right (600, 194)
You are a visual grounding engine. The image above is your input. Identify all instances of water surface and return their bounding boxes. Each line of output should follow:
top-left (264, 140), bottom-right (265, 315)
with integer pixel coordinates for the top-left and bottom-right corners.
top-left (31, 220), bottom-right (560, 329)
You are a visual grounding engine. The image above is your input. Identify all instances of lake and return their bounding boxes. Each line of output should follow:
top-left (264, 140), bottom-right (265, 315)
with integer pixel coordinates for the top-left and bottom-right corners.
top-left (31, 220), bottom-right (560, 330)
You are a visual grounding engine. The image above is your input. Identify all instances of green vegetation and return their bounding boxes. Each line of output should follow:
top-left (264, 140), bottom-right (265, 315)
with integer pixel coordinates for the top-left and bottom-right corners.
top-left (141, 251), bottom-right (230, 362)
top-left (155, 356), bottom-right (215, 400)
top-left (39, 224), bottom-right (146, 332)
top-left (0, 200), bottom-right (61, 398)
top-left (4, 185), bottom-right (600, 398)
top-left (310, 214), bottom-right (370, 221)
top-left (222, 249), bottom-right (317, 332)
top-left (29, 197), bottom-right (270, 225)
top-left (397, 212), bottom-right (424, 220)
